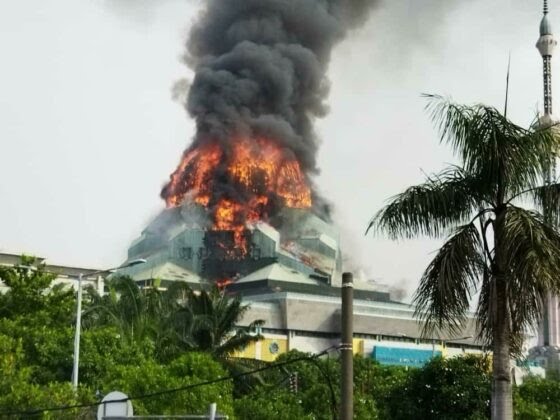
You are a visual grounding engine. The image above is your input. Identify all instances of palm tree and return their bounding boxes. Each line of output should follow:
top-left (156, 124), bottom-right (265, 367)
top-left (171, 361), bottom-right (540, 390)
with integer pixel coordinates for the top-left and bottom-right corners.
top-left (367, 96), bottom-right (560, 419)
top-left (178, 286), bottom-right (264, 358)
top-left (83, 276), bottom-right (174, 355)
top-left (84, 278), bottom-right (263, 361)
top-left (164, 285), bottom-right (265, 394)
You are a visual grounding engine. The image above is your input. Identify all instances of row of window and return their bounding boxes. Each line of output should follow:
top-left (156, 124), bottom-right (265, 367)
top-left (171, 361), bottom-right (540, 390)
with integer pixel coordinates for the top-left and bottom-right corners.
top-left (179, 246), bottom-right (264, 260)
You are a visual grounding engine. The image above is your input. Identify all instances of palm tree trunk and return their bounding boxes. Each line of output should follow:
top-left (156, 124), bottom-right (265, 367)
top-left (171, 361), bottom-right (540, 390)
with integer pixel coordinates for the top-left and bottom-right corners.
top-left (491, 210), bottom-right (513, 420)
top-left (491, 281), bottom-right (513, 419)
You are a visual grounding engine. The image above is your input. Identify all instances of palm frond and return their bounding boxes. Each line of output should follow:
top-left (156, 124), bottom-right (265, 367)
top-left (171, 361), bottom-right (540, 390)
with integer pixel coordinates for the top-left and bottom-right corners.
top-left (503, 206), bottom-right (560, 351)
top-left (220, 357), bottom-right (269, 396)
top-left (525, 182), bottom-right (560, 226)
top-left (215, 324), bottom-right (263, 357)
top-left (413, 222), bottom-right (484, 337)
top-left (368, 166), bottom-right (480, 239)
top-left (505, 126), bottom-right (559, 196)
top-left (424, 95), bottom-right (558, 199)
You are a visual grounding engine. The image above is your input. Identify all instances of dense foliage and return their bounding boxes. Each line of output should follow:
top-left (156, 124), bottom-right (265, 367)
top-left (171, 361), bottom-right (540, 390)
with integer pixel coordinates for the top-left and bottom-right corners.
top-left (233, 351), bottom-right (493, 420)
top-left (0, 258), bottom-right (247, 418)
top-left (514, 376), bottom-right (560, 419)
top-left (1, 257), bottom-right (559, 419)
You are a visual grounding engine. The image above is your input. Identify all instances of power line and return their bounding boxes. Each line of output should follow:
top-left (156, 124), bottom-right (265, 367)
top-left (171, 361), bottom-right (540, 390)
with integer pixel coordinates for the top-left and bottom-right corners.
top-left (0, 346), bottom-right (336, 418)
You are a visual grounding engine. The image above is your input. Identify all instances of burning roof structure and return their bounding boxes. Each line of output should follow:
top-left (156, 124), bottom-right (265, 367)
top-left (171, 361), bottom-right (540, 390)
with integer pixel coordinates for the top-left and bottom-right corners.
top-left (120, 204), bottom-right (342, 291)
top-left (117, 0), bottom-right (377, 292)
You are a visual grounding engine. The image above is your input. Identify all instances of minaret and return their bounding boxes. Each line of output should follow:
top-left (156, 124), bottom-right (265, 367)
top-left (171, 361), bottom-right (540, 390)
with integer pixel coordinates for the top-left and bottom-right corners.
top-left (537, 0), bottom-right (559, 348)
top-left (537, 0), bottom-right (557, 118)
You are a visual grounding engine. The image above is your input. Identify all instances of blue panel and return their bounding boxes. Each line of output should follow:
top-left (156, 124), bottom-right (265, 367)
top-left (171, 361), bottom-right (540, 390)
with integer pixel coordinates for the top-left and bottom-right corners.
top-left (372, 346), bottom-right (441, 367)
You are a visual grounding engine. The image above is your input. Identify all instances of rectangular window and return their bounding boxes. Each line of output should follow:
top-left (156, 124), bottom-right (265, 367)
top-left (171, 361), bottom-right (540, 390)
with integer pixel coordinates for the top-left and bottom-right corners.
top-left (180, 247), bottom-right (193, 260)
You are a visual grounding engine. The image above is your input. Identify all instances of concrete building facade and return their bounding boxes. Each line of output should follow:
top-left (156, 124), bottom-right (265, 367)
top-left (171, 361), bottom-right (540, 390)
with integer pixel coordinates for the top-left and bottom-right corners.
top-left (232, 290), bottom-right (482, 366)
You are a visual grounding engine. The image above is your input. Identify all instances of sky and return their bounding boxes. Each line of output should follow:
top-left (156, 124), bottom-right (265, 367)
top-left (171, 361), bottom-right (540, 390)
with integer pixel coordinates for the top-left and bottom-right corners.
top-left (0, 0), bottom-right (552, 300)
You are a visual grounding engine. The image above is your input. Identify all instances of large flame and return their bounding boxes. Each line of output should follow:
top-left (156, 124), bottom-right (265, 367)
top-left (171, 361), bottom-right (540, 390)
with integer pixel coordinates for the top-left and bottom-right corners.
top-left (163, 137), bottom-right (312, 257)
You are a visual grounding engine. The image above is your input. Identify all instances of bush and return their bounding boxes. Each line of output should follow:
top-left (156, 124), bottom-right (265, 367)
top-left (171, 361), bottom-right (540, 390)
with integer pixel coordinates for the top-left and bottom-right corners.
top-left (386, 355), bottom-right (491, 420)
top-left (515, 376), bottom-right (560, 419)
top-left (101, 352), bottom-right (234, 417)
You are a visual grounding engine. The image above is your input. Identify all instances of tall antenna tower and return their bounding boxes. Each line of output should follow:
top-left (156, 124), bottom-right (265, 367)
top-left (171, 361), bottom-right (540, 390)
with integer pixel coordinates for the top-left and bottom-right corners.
top-left (536, 0), bottom-right (559, 347)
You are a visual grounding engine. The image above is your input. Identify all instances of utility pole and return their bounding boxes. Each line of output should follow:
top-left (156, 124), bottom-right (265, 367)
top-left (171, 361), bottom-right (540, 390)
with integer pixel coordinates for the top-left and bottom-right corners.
top-left (340, 272), bottom-right (354, 420)
top-left (71, 273), bottom-right (83, 390)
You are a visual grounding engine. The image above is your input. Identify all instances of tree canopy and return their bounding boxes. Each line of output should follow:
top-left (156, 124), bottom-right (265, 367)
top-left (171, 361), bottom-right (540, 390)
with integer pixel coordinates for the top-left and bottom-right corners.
top-left (2, 255), bottom-right (559, 418)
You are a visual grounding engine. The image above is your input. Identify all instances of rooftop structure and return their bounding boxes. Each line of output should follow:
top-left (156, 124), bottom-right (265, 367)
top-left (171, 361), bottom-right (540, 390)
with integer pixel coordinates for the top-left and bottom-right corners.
top-left (116, 204), bottom-right (344, 292)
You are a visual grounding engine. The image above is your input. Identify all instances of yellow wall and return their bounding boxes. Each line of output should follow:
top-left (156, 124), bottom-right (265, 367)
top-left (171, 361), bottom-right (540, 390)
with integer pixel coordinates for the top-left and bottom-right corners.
top-left (353, 338), bottom-right (364, 355)
top-left (232, 341), bottom-right (257, 359)
top-left (261, 337), bottom-right (288, 361)
top-left (232, 337), bottom-right (288, 361)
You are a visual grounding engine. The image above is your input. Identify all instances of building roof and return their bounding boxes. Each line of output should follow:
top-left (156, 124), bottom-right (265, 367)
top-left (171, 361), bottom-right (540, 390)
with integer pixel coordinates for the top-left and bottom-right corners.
top-left (236, 263), bottom-right (322, 285)
top-left (236, 291), bottom-right (481, 347)
top-left (126, 260), bottom-right (202, 283)
top-left (0, 252), bottom-right (103, 276)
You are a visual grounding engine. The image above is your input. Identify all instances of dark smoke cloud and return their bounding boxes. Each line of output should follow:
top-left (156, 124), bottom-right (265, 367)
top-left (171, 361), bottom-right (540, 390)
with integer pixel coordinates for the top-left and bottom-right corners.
top-left (178, 0), bottom-right (377, 175)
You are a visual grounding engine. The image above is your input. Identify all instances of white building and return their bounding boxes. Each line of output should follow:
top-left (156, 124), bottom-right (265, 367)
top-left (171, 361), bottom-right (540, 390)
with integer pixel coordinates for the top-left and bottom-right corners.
top-left (0, 252), bottom-right (104, 295)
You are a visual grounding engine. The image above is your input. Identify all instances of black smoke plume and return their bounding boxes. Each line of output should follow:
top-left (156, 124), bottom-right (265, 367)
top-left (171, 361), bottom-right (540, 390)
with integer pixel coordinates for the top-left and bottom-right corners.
top-left (162, 0), bottom-right (377, 217)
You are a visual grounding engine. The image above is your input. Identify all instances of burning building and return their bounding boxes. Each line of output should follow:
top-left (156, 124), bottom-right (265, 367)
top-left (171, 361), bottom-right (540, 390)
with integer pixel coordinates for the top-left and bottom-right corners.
top-left (19, 0), bottom-right (490, 365)
top-left (116, 0), bottom-right (378, 291)
top-left (120, 204), bottom-right (342, 291)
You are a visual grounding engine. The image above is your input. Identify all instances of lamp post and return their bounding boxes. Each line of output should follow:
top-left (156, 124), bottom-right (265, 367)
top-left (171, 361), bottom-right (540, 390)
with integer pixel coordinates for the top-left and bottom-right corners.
top-left (71, 258), bottom-right (146, 390)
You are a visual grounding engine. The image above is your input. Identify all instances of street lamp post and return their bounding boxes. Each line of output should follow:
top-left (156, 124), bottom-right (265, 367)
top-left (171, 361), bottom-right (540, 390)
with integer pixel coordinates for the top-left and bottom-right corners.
top-left (71, 259), bottom-right (146, 390)
top-left (71, 272), bottom-right (84, 390)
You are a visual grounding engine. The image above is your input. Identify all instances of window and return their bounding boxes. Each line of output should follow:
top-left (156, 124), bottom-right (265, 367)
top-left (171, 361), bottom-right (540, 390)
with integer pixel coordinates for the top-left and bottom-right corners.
top-left (251, 247), bottom-right (261, 259)
top-left (180, 247), bottom-right (193, 260)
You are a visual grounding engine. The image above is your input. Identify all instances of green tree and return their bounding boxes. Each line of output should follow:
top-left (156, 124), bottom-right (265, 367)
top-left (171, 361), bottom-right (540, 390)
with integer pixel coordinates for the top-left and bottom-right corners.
top-left (386, 355), bottom-right (491, 419)
top-left (353, 356), bottom-right (410, 419)
top-left (177, 286), bottom-right (263, 358)
top-left (514, 376), bottom-right (560, 419)
top-left (246, 351), bottom-right (379, 420)
top-left (83, 276), bottom-right (197, 365)
top-left (368, 96), bottom-right (560, 419)
top-left (0, 333), bottom-right (94, 419)
top-left (78, 325), bottom-right (149, 389)
top-left (234, 391), bottom-right (313, 419)
top-left (0, 256), bottom-right (76, 384)
top-left (0, 256), bottom-right (75, 323)
top-left (83, 276), bottom-right (168, 351)
top-left (101, 352), bottom-right (234, 417)
top-left (84, 278), bottom-right (263, 362)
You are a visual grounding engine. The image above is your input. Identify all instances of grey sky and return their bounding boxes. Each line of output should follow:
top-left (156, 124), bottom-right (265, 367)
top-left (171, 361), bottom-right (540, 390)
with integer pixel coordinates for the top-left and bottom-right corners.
top-left (0, 0), bottom-right (551, 299)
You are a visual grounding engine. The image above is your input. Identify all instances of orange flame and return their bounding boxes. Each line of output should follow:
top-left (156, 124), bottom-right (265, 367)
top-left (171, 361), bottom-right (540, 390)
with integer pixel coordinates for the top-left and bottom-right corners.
top-left (164, 143), bottom-right (222, 207)
top-left (216, 278), bottom-right (234, 289)
top-left (163, 137), bottom-right (312, 257)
